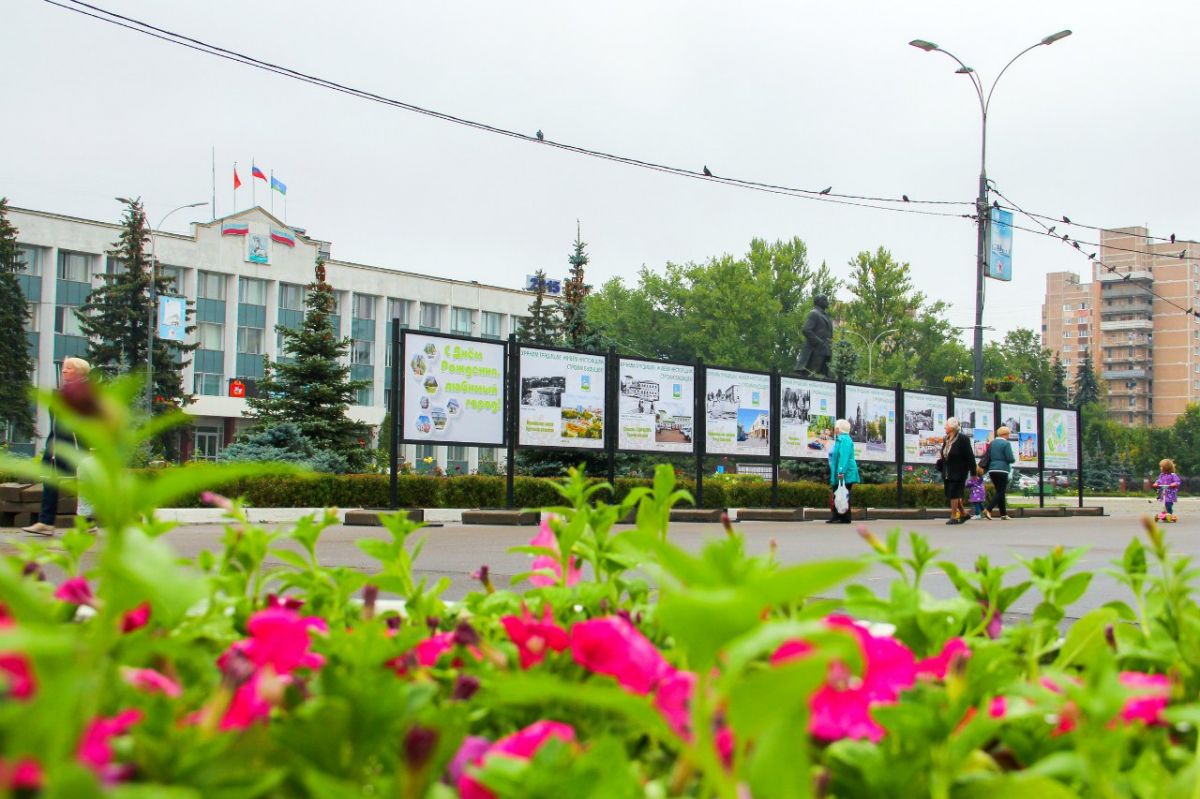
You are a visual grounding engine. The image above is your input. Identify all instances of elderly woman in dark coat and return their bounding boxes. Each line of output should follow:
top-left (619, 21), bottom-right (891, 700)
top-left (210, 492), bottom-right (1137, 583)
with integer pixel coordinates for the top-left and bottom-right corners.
top-left (936, 416), bottom-right (976, 525)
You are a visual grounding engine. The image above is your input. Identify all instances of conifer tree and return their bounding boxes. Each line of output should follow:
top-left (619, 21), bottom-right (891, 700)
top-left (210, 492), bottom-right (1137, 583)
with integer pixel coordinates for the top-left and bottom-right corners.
top-left (0, 199), bottom-right (35, 442)
top-left (246, 260), bottom-right (370, 470)
top-left (556, 226), bottom-right (599, 350)
top-left (77, 198), bottom-right (196, 413)
top-left (517, 269), bottom-right (561, 346)
top-left (1072, 350), bottom-right (1101, 409)
top-left (1050, 354), bottom-right (1070, 406)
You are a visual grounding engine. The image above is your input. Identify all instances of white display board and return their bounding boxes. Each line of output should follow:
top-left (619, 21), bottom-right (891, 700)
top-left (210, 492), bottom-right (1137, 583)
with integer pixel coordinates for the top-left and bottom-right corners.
top-left (954, 398), bottom-right (996, 458)
top-left (704, 368), bottom-right (770, 457)
top-left (902, 391), bottom-right (948, 465)
top-left (1042, 407), bottom-right (1079, 470)
top-left (517, 347), bottom-right (605, 449)
top-left (779, 377), bottom-right (838, 459)
top-left (617, 359), bottom-right (695, 453)
top-left (1000, 403), bottom-right (1040, 468)
top-left (844, 385), bottom-right (896, 463)
top-left (402, 333), bottom-right (506, 446)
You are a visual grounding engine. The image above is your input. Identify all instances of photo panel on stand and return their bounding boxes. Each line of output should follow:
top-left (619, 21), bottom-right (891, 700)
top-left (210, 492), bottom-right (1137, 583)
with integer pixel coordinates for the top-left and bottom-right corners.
top-left (400, 330), bottom-right (507, 447)
top-left (516, 345), bottom-right (606, 450)
top-left (1000, 402), bottom-right (1040, 468)
top-left (1042, 406), bottom-right (1079, 471)
top-left (954, 397), bottom-right (996, 458)
top-left (778, 376), bottom-right (838, 459)
top-left (616, 358), bottom-right (696, 454)
top-left (902, 391), bottom-right (948, 465)
top-left (843, 384), bottom-right (896, 463)
top-left (703, 367), bottom-right (771, 458)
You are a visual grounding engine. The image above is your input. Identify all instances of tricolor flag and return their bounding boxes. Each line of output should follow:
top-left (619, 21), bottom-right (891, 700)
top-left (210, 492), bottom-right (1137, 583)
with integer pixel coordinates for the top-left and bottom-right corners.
top-left (221, 221), bottom-right (249, 236)
top-left (270, 175), bottom-right (287, 196)
top-left (251, 164), bottom-right (267, 182)
top-left (233, 165), bottom-right (242, 190)
top-left (270, 226), bottom-right (295, 247)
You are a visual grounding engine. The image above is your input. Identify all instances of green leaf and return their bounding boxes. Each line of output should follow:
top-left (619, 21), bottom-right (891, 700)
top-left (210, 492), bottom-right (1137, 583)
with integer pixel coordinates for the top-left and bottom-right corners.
top-left (656, 588), bottom-right (763, 669)
top-left (727, 655), bottom-right (830, 739)
top-left (1056, 572), bottom-right (1092, 606)
top-left (753, 560), bottom-right (865, 607)
top-left (954, 774), bottom-right (1080, 798)
top-left (268, 548), bottom-right (313, 572)
top-left (1054, 607), bottom-right (1118, 669)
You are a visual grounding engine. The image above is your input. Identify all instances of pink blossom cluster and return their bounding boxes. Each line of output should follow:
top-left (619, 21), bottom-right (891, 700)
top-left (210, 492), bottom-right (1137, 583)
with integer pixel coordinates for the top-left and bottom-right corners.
top-left (453, 720), bottom-right (576, 799)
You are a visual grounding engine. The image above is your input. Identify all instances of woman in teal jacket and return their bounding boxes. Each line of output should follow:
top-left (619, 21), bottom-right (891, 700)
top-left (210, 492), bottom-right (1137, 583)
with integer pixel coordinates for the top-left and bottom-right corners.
top-left (827, 418), bottom-right (860, 524)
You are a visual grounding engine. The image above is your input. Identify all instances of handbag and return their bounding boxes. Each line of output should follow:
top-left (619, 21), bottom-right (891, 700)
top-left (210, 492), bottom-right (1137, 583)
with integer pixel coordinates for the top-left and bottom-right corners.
top-left (833, 479), bottom-right (850, 515)
top-left (977, 442), bottom-right (991, 474)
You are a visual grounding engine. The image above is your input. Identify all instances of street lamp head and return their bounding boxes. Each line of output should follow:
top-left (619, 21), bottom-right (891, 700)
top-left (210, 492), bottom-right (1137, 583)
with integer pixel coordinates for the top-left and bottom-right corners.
top-left (1041, 29), bottom-right (1072, 45)
top-left (182, 202), bottom-right (207, 209)
top-left (955, 66), bottom-right (974, 74)
top-left (909, 39), bottom-right (939, 52)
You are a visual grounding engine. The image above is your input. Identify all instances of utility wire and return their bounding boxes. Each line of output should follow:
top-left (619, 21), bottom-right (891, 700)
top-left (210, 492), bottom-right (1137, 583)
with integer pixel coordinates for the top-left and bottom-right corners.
top-left (42, 0), bottom-right (974, 219)
top-left (997, 201), bottom-right (1191, 247)
top-left (993, 200), bottom-right (1198, 263)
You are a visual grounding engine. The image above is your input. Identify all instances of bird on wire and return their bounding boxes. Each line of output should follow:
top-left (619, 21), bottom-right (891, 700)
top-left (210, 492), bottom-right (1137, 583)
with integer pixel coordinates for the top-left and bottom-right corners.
top-left (1181, 250), bottom-right (1188, 260)
top-left (902, 194), bottom-right (910, 202)
top-left (703, 165), bottom-right (713, 177)
top-left (1062, 215), bottom-right (1072, 224)
top-left (1048, 225), bottom-right (1057, 234)
top-left (1171, 234), bottom-right (1177, 244)
top-left (819, 186), bottom-right (832, 195)
top-left (535, 129), bottom-right (544, 141)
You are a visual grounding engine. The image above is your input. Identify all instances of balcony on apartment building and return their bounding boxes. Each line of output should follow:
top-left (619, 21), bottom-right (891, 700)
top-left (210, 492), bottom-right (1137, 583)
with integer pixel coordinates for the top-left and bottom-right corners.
top-left (1097, 270), bottom-right (1153, 283)
top-left (1101, 368), bottom-right (1148, 380)
top-left (1100, 318), bottom-right (1154, 332)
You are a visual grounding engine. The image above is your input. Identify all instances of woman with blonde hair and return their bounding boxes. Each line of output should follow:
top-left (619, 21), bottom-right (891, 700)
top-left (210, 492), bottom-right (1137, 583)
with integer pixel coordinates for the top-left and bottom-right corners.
top-left (826, 418), bottom-right (860, 524)
top-left (936, 417), bottom-right (976, 524)
top-left (982, 425), bottom-right (1016, 520)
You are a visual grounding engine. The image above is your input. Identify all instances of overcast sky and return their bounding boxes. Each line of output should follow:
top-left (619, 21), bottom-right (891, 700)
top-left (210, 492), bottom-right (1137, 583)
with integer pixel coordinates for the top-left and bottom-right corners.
top-left (4, 1), bottom-right (1197, 342)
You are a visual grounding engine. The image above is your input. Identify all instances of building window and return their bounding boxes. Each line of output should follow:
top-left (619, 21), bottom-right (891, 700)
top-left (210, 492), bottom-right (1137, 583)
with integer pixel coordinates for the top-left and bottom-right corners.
top-left (54, 306), bottom-right (85, 336)
top-left (24, 309), bottom-right (37, 333)
top-left (1063, 358), bottom-right (1071, 366)
top-left (197, 322), bottom-right (224, 350)
top-left (387, 298), bottom-right (409, 326)
top-left (197, 271), bottom-right (226, 300)
top-left (481, 312), bottom-right (502, 339)
top-left (354, 293), bottom-right (376, 320)
top-left (237, 326), bottom-right (264, 355)
top-left (238, 277), bottom-right (267, 306)
top-left (158, 265), bottom-right (183, 293)
top-left (451, 307), bottom-right (473, 335)
top-left (356, 386), bottom-right (373, 406)
top-left (1063, 331), bottom-right (1072, 339)
top-left (420, 303), bottom-right (442, 331)
top-left (57, 251), bottom-right (91, 283)
top-left (1062, 304), bottom-right (1073, 311)
top-left (16, 244), bottom-right (42, 275)
top-left (279, 283), bottom-right (305, 311)
top-left (351, 339), bottom-right (373, 365)
top-left (194, 426), bottom-right (222, 460)
top-left (194, 372), bottom-right (223, 396)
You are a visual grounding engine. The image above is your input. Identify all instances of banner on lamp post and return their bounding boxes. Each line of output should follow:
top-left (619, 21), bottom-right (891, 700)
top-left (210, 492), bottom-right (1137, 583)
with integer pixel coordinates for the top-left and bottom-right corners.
top-left (157, 295), bottom-right (188, 342)
top-left (987, 207), bottom-right (1013, 281)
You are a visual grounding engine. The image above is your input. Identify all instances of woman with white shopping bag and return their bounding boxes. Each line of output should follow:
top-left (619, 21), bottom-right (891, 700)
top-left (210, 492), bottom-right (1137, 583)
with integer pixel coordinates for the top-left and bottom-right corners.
top-left (827, 418), bottom-right (860, 524)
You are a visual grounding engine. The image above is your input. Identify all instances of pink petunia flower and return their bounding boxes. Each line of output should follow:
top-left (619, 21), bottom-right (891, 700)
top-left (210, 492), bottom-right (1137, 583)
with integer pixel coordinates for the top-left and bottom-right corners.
top-left (0, 607), bottom-right (35, 700)
top-left (121, 603), bottom-right (151, 633)
top-left (980, 601), bottom-right (1003, 639)
top-left (54, 577), bottom-right (95, 607)
top-left (1118, 671), bottom-right (1171, 725)
top-left (220, 673), bottom-right (279, 730)
top-left (77, 709), bottom-right (142, 783)
top-left (500, 605), bottom-right (570, 669)
top-left (653, 669), bottom-right (697, 739)
top-left (527, 519), bottom-right (582, 588)
top-left (570, 616), bottom-right (674, 695)
top-left (122, 667), bottom-right (181, 697)
top-left (915, 638), bottom-right (970, 681)
top-left (0, 757), bottom-right (43, 791)
top-left (458, 721), bottom-right (575, 799)
top-left (241, 607), bottom-right (328, 675)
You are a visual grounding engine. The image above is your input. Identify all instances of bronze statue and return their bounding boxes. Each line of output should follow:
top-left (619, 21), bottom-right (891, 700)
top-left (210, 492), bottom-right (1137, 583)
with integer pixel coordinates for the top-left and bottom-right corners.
top-left (798, 294), bottom-right (834, 378)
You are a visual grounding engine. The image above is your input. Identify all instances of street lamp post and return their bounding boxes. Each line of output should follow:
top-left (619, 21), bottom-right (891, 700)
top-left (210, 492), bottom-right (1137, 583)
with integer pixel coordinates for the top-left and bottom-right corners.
top-left (909, 30), bottom-right (1071, 398)
top-left (142, 201), bottom-right (206, 412)
top-left (841, 328), bottom-right (899, 383)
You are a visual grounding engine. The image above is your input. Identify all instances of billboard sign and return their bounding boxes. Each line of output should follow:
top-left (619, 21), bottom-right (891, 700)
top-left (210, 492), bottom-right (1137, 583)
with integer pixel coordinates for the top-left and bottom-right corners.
top-left (402, 332), bottom-right (506, 446)
top-left (517, 346), bottom-right (605, 449)
top-left (617, 358), bottom-right (695, 454)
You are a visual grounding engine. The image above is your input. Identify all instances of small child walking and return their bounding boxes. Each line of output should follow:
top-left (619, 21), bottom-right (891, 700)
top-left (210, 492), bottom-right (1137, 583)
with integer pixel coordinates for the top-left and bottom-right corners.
top-left (1153, 458), bottom-right (1182, 518)
top-left (966, 473), bottom-right (986, 520)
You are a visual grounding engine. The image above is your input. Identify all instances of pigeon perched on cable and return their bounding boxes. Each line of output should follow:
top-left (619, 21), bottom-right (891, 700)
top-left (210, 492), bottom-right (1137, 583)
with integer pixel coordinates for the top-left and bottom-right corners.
top-left (703, 165), bottom-right (713, 177)
top-left (1062, 215), bottom-right (1071, 224)
top-left (536, 130), bottom-right (544, 141)
top-left (1048, 225), bottom-right (1056, 234)
top-left (1170, 233), bottom-right (1177, 244)
top-left (1073, 241), bottom-right (1081, 250)
top-left (1062, 234), bottom-right (1069, 241)
top-left (819, 186), bottom-right (832, 195)
top-left (992, 200), bottom-right (999, 208)
top-left (1181, 250), bottom-right (1188, 260)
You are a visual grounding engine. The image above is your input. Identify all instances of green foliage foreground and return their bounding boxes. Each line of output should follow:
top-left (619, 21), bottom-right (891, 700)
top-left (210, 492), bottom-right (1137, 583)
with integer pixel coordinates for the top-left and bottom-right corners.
top-left (0, 380), bottom-right (1198, 798)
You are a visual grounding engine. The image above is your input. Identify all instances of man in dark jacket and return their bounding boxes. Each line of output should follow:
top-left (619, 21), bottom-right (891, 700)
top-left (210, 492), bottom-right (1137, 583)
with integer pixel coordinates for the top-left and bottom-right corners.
top-left (936, 416), bottom-right (976, 525)
top-left (22, 357), bottom-right (91, 536)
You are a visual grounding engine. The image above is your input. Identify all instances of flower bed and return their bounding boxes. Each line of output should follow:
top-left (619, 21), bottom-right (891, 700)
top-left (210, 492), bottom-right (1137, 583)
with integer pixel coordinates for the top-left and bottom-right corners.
top-left (0, 381), bottom-right (1193, 797)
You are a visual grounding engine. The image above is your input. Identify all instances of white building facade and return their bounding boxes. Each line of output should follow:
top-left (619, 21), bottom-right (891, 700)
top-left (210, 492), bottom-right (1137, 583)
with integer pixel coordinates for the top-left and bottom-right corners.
top-left (8, 205), bottom-right (533, 473)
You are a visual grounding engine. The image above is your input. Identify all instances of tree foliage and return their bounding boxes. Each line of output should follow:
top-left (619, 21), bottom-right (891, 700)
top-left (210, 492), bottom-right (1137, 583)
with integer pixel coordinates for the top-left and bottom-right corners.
top-left (556, 228), bottom-right (599, 350)
top-left (246, 260), bottom-right (370, 471)
top-left (219, 422), bottom-right (350, 473)
top-left (0, 198), bottom-right (35, 442)
top-left (517, 269), bottom-right (561, 346)
top-left (1072, 350), bottom-right (1102, 409)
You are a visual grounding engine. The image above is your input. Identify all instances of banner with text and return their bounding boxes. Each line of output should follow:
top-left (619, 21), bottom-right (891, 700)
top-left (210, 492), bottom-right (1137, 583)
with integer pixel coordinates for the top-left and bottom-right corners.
top-left (1042, 406), bottom-right (1079, 470)
top-left (845, 385), bottom-right (896, 463)
top-left (518, 347), bottom-right (605, 449)
top-left (779, 377), bottom-right (837, 459)
top-left (987, 206), bottom-right (1013, 281)
top-left (617, 359), bottom-right (695, 454)
top-left (902, 391), bottom-right (948, 465)
top-left (401, 333), bottom-right (506, 446)
top-left (954, 398), bottom-right (996, 458)
top-left (1000, 403), bottom-right (1039, 468)
top-left (704, 368), bottom-right (770, 457)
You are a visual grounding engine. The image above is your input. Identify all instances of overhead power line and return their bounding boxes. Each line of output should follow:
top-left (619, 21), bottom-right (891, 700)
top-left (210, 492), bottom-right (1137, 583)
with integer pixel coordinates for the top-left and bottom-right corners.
top-left (42, 0), bottom-right (975, 220)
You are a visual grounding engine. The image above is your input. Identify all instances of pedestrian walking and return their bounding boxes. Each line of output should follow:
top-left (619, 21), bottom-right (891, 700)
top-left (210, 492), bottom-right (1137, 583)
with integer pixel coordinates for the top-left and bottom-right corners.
top-left (22, 357), bottom-right (93, 537)
top-left (1153, 458), bottom-right (1182, 520)
top-left (827, 418), bottom-right (860, 524)
top-left (966, 473), bottom-right (986, 519)
top-left (982, 426), bottom-right (1016, 520)
top-left (936, 417), bottom-right (975, 525)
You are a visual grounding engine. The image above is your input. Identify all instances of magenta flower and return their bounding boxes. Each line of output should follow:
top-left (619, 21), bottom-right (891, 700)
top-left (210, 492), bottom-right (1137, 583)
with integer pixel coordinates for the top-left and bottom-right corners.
top-left (980, 601), bottom-right (1003, 639)
top-left (54, 577), bottom-right (95, 607)
top-left (769, 640), bottom-right (814, 666)
top-left (1118, 671), bottom-right (1171, 725)
top-left (527, 519), bottom-right (582, 587)
top-left (915, 638), bottom-right (970, 681)
top-left (389, 630), bottom-right (483, 676)
top-left (121, 602), bottom-right (151, 633)
top-left (220, 674), bottom-right (277, 730)
top-left (122, 667), bottom-right (181, 697)
top-left (653, 669), bottom-right (697, 739)
top-left (570, 616), bottom-right (673, 695)
top-left (0, 757), bottom-right (43, 791)
top-left (241, 607), bottom-right (328, 675)
top-left (447, 735), bottom-right (491, 786)
top-left (0, 608), bottom-right (35, 700)
top-left (200, 491), bottom-right (234, 510)
top-left (77, 709), bottom-right (142, 784)
top-left (266, 593), bottom-right (305, 611)
top-left (458, 721), bottom-right (576, 799)
top-left (501, 605), bottom-right (570, 669)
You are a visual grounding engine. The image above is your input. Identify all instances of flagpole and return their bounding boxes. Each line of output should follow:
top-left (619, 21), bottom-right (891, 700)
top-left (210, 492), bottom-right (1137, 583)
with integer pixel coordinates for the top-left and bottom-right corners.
top-left (211, 146), bottom-right (216, 220)
top-left (252, 158), bottom-right (257, 208)
top-left (232, 161), bottom-right (237, 214)
top-left (270, 170), bottom-right (275, 215)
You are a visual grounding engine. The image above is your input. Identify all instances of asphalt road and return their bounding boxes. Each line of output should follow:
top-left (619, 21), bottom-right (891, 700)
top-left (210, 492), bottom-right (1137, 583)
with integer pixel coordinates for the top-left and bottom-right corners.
top-left (4, 510), bottom-right (1183, 622)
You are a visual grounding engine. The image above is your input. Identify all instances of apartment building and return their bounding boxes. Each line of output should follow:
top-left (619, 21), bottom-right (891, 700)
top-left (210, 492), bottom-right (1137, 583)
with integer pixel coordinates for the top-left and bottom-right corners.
top-left (8, 204), bottom-right (535, 472)
top-left (1041, 226), bottom-right (1200, 427)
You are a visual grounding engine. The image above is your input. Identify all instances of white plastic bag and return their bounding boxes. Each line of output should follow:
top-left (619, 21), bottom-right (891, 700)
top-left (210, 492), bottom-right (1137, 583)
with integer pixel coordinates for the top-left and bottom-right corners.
top-left (833, 480), bottom-right (850, 515)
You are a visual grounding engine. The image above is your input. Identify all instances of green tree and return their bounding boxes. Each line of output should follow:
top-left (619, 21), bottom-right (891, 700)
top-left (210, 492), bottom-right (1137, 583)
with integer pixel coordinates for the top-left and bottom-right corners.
top-left (1050, 354), bottom-right (1070, 406)
top-left (1166, 404), bottom-right (1200, 476)
top-left (517, 269), bottom-right (561, 346)
top-left (830, 338), bottom-right (860, 382)
top-left (556, 227), bottom-right (599, 351)
top-left (1072, 350), bottom-right (1101, 409)
top-left (77, 198), bottom-right (196, 419)
top-left (0, 199), bottom-right (35, 442)
top-left (246, 261), bottom-right (371, 471)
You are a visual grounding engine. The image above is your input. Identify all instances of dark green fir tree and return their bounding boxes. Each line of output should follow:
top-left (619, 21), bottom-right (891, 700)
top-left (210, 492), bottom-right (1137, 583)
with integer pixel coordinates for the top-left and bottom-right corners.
top-left (246, 260), bottom-right (371, 470)
top-left (830, 338), bottom-right (859, 382)
top-left (517, 268), bottom-right (561, 346)
top-left (1050, 353), bottom-right (1070, 406)
top-left (556, 224), bottom-right (599, 350)
top-left (0, 199), bottom-right (35, 442)
top-left (77, 197), bottom-right (196, 414)
top-left (1072, 350), bottom-right (1101, 409)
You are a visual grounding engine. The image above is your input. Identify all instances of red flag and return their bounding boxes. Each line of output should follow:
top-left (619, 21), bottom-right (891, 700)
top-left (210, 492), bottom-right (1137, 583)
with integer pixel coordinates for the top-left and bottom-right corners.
top-left (233, 166), bottom-right (242, 190)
